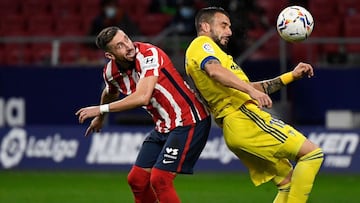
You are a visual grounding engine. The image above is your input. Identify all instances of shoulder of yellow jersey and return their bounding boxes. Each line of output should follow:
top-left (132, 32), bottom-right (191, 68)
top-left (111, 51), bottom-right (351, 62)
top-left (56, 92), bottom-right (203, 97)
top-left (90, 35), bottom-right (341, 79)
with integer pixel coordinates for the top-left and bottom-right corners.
top-left (186, 36), bottom-right (228, 71)
top-left (187, 36), bottom-right (222, 56)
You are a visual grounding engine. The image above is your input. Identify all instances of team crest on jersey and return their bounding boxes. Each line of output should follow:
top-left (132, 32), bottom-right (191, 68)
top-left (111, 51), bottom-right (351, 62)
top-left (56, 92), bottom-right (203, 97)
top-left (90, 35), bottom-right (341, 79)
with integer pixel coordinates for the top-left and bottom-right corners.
top-left (202, 43), bottom-right (214, 54)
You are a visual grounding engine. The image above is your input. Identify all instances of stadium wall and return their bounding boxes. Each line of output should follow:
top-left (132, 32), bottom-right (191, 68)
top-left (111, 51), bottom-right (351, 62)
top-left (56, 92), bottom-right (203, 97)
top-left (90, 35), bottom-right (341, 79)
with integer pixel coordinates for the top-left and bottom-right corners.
top-left (0, 66), bottom-right (359, 172)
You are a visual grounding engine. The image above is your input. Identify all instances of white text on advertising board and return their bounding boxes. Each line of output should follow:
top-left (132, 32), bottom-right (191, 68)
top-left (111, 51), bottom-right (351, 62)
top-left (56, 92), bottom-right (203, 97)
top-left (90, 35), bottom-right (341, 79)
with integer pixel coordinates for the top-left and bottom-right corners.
top-left (308, 132), bottom-right (359, 168)
top-left (0, 128), bottom-right (79, 169)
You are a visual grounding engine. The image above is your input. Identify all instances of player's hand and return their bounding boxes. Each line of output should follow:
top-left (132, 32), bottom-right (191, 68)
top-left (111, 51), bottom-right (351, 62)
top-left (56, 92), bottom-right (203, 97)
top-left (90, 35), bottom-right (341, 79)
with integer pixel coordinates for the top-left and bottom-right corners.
top-left (292, 62), bottom-right (314, 79)
top-left (75, 106), bottom-right (101, 124)
top-left (84, 116), bottom-right (104, 137)
top-left (248, 89), bottom-right (273, 109)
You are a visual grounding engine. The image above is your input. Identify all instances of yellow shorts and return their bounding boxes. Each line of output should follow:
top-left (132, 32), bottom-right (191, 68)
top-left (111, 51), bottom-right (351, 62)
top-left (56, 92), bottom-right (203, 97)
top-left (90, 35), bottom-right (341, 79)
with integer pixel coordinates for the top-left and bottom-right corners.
top-left (222, 102), bottom-right (306, 186)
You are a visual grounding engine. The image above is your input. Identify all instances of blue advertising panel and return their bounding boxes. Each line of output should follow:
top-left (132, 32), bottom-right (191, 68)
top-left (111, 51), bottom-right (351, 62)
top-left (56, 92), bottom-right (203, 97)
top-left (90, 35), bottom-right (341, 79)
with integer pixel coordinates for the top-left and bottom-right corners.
top-left (2, 67), bottom-right (360, 127)
top-left (0, 126), bottom-right (359, 172)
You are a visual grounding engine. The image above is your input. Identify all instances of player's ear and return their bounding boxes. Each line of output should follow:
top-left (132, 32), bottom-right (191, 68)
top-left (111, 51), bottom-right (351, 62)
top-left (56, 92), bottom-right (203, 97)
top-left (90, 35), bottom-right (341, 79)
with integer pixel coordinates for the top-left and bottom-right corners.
top-left (105, 52), bottom-right (115, 60)
top-left (201, 22), bottom-right (211, 33)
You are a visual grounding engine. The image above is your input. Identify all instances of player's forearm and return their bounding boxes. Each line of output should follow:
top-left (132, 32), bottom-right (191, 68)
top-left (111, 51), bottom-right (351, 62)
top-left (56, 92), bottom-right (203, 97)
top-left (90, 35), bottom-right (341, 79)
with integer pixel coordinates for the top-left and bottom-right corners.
top-left (252, 77), bottom-right (284, 94)
top-left (252, 72), bottom-right (294, 94)
top-left (100, 88), bottom-right (119, 104)
top-left (97, 89), bottom-right (120, 116)
top-left (101, 92), bottom-right (146, 115)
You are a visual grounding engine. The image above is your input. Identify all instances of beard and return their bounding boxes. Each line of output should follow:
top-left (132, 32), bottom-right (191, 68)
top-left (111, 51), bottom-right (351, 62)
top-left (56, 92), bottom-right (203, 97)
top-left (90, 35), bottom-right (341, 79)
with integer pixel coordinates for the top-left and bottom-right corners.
top-left (211, 33), bottom-right (229, 53)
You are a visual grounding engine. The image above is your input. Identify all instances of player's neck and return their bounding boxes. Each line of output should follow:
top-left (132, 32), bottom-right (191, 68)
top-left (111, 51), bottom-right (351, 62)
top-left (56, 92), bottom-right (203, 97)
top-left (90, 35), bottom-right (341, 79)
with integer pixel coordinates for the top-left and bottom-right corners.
top-left (116, 60), bottom-right (134, 72)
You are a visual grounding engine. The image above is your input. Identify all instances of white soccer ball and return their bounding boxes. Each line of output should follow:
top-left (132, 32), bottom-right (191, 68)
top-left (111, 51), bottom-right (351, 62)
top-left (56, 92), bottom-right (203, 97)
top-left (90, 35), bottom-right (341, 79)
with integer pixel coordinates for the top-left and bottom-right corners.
top-left (276, 6), bottom-right (314, 42)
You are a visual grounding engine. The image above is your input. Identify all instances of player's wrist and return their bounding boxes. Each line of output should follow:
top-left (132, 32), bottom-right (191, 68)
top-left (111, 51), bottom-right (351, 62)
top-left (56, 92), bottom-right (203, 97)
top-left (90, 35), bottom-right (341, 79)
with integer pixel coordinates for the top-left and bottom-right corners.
top-left (280, 72), bottom-right (294, 85)
top-left (99, 104), bottom-right (110, 114)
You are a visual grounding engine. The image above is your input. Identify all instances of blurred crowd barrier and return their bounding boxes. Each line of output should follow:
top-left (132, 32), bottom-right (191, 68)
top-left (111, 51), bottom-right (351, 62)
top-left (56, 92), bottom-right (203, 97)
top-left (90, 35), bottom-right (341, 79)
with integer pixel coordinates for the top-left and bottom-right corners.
top-left (2, 33), bottom-right (360, 68)
top-left (0, 35), bottom-right (190, 71)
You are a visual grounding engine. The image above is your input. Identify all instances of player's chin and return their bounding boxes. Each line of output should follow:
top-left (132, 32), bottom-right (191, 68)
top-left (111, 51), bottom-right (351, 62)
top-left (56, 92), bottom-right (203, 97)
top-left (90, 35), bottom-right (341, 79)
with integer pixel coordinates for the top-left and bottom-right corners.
top-left (221, 38), bottom-right (230, 46)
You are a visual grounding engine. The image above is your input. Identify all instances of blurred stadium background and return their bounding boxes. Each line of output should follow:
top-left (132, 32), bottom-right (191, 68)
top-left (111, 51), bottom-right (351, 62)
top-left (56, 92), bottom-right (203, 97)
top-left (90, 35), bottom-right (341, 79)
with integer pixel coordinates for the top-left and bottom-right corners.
top-left (1, 0), bottom-right (360, 202)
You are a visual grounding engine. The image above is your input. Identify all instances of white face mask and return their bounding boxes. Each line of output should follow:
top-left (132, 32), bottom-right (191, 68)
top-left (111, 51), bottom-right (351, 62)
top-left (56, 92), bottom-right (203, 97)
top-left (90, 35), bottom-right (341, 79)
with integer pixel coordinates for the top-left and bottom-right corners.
top-left (105, 6), bottom-right (117, 18)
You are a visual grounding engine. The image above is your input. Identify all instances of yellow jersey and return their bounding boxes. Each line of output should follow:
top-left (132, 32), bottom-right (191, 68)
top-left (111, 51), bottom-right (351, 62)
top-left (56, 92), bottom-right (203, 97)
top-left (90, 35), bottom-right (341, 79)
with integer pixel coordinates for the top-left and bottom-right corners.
top-left (185, 35), bottom-right (253, 119)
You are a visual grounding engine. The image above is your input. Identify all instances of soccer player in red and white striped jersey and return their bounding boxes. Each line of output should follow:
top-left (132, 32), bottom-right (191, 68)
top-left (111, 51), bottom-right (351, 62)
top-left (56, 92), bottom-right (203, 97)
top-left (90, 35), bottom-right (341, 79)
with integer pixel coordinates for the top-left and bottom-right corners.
top-left (76, 26), bottom-right (211, 203)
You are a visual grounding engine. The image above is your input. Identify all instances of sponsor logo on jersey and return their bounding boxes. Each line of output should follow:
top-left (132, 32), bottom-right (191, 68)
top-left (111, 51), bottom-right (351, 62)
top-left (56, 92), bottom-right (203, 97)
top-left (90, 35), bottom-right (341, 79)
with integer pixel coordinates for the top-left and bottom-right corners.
top-left (144, 56), bottom-right (155, 64)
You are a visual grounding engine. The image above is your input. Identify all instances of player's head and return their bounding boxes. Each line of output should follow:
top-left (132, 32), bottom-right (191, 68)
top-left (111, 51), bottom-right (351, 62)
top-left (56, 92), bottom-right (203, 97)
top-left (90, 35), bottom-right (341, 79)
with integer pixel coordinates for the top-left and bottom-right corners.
top-left (96, 26), bottom-right (136, 62)
top-left (195, 7), bottom-right (232, 48)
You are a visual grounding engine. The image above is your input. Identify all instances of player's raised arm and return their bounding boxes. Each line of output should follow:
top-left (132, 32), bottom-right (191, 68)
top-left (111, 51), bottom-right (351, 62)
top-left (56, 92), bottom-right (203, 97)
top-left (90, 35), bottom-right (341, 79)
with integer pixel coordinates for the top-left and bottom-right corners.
top-left (251, 62), bottom-right (314, 95)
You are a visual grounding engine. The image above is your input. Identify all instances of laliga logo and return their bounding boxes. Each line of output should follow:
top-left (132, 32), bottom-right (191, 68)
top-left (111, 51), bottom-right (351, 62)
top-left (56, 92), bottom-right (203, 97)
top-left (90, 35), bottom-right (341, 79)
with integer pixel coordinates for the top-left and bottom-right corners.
top-left (0, 128), bottom-right (26, 169)
top-left (0, 128), bottom-right (79, 169)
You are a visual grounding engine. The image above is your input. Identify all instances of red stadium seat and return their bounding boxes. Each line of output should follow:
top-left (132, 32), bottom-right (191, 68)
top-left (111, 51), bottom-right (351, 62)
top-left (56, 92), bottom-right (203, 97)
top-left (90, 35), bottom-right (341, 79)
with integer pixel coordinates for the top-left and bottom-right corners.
top-left (0, 15), bottom-right (27, 36)
top-left (0, 0), bottom-right (21, 15)
top-left (54, 15), bottom-right (85, 36)
top-left (0, 45), bottom-right (5, 64)
top-left (290, 43), bottom-right (319, 65)
top-left (20, 0), bottom-right (50, 16)
top-left (58, 43), bottom-right (82, 65)
top-left (309, 0), bottom-right (338, 21)
top-left (50, 0), bottom-right (80, 18)
top-left (120, 0), bottom-right (151, 24)
top-left (29, 44), bottom-right (53, 65)
top-left (311, 16), bottom-right (341, 54)
top-left (26, 15), bottom-right (55, 36)
top-left (79, 0), bottom-right (101, 18)
top-left (79, 47), bottom-right (104, 64)
top-left (250, 34), bottom-right (280, 60)
top-left (138, 13), bottom-right (172, 36)
top-left (257, 0), bottom-right (288, 25)
top-left (344, 15), bottom-right (360, 52)
top-left (3, 43), bottom-right (32, 65)
top-left (337, 0), bottom-right (360, 17)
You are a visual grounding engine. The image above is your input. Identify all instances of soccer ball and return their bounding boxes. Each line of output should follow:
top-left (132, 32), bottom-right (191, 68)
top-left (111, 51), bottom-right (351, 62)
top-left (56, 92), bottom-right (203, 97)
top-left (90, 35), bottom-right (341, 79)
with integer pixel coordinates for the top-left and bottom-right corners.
top-left (276, 6), bottom-right (314, 42)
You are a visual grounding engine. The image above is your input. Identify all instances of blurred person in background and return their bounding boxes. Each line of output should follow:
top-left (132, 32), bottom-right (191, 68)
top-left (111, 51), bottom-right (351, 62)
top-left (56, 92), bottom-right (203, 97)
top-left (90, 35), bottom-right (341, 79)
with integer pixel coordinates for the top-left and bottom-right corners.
top-left (76, 26), bottom-right (211, 203)
top-left (185, 7), bottom-right (323, 203)
top-left (88, 0), bottom-right (139, 48)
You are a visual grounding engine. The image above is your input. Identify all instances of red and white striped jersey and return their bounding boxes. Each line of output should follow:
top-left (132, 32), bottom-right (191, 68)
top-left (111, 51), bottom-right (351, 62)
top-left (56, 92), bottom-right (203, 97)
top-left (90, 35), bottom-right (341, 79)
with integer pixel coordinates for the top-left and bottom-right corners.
top-left (103, 42), bottom-right (209, 133)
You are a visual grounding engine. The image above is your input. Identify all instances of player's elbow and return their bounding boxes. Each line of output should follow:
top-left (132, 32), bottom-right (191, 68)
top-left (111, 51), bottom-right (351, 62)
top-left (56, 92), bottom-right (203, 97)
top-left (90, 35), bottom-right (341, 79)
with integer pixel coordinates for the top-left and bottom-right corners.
top-left (138, 94), bottom-right (152, 106)
top-left (206, 68), bottom-right (222, 80)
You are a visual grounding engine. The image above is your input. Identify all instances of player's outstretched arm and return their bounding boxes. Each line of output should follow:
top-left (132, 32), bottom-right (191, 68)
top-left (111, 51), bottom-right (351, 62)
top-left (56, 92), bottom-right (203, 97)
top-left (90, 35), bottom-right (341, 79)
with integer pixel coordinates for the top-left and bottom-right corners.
top-left (251, 62), bottom-right (314, 94)
top-left (76, 76), bottom-right (157, 125)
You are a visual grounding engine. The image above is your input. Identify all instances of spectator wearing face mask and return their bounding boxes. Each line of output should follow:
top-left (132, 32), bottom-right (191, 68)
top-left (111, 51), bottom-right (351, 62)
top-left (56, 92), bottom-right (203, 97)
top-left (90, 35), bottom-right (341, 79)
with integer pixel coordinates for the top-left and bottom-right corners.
top-left (88, 0), bottom-right (140, 44)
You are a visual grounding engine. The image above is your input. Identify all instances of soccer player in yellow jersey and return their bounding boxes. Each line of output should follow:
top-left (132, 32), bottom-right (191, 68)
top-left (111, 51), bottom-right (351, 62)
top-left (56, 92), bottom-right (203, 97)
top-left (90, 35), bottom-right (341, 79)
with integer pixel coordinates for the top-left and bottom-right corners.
top-left (185, 7), bottom-right (323, 203)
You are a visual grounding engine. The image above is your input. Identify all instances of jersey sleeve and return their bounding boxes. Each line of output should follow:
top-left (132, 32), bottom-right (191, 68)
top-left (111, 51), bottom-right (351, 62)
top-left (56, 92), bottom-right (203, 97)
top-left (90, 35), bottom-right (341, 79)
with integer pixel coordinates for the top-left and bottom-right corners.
top-left (186, 36), bottom-right (221, 71)
top-left (102, 68), bottom-right (118, 94)
top-left (103, 61), bottom-right (118, 94)
top-left (136, 47), bottom-right (161, 79)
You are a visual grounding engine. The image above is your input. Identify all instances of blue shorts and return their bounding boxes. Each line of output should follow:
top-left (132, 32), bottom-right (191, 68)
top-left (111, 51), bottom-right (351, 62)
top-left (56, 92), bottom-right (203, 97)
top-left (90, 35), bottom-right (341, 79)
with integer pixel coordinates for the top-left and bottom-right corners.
top-left (134, 116), bottom-right (211, 174)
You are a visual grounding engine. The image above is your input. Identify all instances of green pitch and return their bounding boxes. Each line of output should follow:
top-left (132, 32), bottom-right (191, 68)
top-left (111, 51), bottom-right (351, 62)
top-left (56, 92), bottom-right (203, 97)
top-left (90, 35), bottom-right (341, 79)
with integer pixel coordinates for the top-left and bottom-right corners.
top-left (0, 171), bottom-right (359, 203)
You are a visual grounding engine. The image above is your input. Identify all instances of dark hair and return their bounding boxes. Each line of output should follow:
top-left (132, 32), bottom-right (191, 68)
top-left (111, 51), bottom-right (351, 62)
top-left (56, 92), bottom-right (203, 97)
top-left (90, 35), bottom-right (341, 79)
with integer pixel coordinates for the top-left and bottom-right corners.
top-left (95, 26), bottom-right (120, 51)
top-left (194, 7), bottom-right (230, 33)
